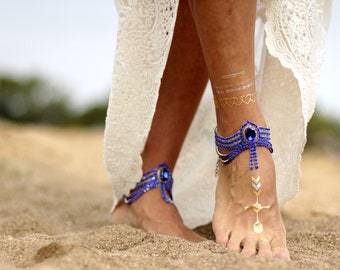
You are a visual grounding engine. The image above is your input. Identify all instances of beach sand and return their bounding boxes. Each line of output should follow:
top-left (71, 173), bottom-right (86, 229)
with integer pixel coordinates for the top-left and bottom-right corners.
top-left (0, 120), bottom-right (339, 269)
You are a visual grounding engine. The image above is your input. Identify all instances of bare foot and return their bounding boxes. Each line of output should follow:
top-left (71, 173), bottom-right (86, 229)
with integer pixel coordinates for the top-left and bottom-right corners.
top-left (212, 147), bottom-right (290, 260)
top-left (112, 188), bottom-right (205, 242)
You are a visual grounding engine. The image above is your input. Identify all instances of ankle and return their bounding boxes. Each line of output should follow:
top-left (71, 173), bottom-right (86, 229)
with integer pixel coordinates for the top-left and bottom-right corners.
top-left (217, 115), bottom-right (266, 136)
top-left (124, 163), bottom-right (173, 205)
top-left (215, 103), bottom-right (266, 135)
top-left (215, 121), bottom-right (273, 171)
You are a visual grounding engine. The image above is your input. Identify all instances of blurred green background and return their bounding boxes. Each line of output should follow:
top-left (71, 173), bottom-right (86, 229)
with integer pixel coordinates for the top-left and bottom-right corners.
top-left (0, 74), bottom-right (108, 126)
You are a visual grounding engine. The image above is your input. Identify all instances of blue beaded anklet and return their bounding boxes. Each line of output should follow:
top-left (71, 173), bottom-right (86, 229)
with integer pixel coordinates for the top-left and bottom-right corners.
top-left (124, 163), bottom-right (173, 204)
top-left (215, 121), bottom-right (273, 170)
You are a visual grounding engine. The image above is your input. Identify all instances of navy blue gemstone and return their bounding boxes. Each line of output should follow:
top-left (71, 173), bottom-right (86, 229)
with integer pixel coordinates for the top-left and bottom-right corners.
top-left (160, 168), bottom-right (170, 181)
top-left (245, 128), bottom-right (256, 141)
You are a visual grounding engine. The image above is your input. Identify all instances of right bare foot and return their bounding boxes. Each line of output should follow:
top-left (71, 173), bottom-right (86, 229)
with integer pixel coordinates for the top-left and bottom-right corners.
top-left (212, 148), bottom-right (290, 260)
top-left (111, 188), bottom-right (205, 242)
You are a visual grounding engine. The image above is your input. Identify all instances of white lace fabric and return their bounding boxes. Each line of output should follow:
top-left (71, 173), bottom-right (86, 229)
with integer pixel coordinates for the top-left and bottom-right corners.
top-left (105, 0), bottom-right (179, 209)
top-left (105, 0), bottom-right (332, 228)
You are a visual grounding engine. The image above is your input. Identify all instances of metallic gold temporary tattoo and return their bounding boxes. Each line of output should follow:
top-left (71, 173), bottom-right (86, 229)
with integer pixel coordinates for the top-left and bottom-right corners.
top-left (221, 70), bottom-right (246, 79)
top-left (213, 78), bottom-right (255, 95)
top-left (244, 176), bottom-right (271, 234)
top-left (259, 236), bottom-right (268, 243)
top-left (216, 93), bottom-right (256, 108)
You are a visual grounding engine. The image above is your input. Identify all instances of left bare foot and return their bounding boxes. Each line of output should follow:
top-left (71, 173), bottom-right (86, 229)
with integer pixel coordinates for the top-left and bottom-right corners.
top-left (112, 188), bottom-right (205, 242)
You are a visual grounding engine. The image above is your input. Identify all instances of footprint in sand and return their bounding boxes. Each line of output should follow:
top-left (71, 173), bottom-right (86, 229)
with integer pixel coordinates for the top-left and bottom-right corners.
top-left (34, 242), bottom-right (68, 263)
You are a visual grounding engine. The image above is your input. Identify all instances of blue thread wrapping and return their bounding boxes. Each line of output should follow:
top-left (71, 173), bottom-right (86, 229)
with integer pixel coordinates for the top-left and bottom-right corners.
top-left (215, 121), bottom-right (273, 170)
top-left (124, 163), bottom-right (173, 204)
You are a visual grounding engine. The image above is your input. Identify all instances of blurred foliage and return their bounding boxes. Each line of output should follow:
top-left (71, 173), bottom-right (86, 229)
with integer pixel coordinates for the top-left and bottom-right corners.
top-left (0, 75), bottom-right (70, 124)
top-left (0, 74), bottom-right (108, 126)
top-left (74, 103), bottom-right (108, 126)
top-left (306, 111), bottom-right (340, 153)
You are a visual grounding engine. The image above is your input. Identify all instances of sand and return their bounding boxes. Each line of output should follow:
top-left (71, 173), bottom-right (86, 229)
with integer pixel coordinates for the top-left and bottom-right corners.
top-left (0, 119), bottom-right (339, 270)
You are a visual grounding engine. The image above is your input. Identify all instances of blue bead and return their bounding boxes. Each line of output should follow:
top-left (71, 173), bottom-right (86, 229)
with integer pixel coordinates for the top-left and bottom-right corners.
top-left (245, 128), bottom-right (256, 142)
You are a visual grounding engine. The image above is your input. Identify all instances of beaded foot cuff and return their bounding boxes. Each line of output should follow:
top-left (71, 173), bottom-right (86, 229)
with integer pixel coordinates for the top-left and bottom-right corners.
top-left (124, 163), bottom-right (173, 204)
top-left (215, 120), bottom-right (273, 170)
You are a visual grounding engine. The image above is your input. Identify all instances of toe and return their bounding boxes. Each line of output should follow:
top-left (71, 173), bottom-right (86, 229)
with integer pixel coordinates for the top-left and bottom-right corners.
top-left (240, 237), bottom-right (257, 257)
top-left (226, 233), bottom-right (243, 253)
top-left (257, 236), bottom-right (272, 257)
top-left (273, 248), bottom-right (290, 261)
top-left (271, 236), bottom-right (290, 260)
top-left (215, 229), bottom-right (230, 246)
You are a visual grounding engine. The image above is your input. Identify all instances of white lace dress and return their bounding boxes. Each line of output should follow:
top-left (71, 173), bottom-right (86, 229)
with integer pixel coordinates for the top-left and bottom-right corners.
top-left (104, 0), bottom-right (332, 228)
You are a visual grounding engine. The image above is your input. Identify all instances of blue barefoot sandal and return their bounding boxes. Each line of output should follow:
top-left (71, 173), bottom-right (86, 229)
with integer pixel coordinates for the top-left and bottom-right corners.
top-left (215, 120), bottom-right (273, 170)
top-left (124, 163), bottom-right (174, 204)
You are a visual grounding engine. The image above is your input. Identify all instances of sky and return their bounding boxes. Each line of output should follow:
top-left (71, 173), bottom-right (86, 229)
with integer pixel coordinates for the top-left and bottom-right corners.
top-left (0, 0), bottom-right (339, 118)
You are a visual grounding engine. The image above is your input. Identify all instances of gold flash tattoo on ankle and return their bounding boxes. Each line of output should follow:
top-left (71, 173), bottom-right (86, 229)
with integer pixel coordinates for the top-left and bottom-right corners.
top-left (244, 176), bottom-right (271, 234)
top-left (221, 70), bottom-right (246, 79)
top-left (214, 78), bottom-right (255, 95)
top-left (221, 67), bottom-right (246, 80)
top-left (216, 93), bottom-right (256, 108)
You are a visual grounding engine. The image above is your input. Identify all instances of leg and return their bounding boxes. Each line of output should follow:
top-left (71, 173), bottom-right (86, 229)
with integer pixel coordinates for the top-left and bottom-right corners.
top-left (188, 0), bottom-right (290, 259)
top-left (111, 0), bottom-right (209, 242)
